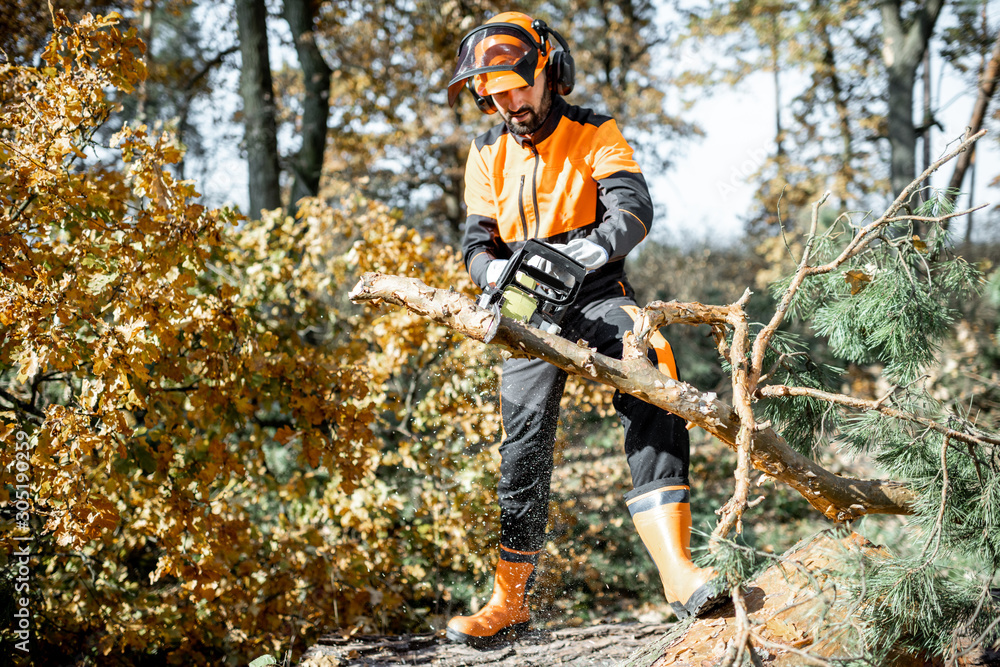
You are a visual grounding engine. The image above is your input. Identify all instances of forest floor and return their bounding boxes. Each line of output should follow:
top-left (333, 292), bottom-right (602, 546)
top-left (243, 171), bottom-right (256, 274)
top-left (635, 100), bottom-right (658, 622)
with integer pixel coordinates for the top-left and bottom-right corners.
top-left (296, 620), bottom-right (675, 666)
top-left (296, 619), bottom-right (1000, 667)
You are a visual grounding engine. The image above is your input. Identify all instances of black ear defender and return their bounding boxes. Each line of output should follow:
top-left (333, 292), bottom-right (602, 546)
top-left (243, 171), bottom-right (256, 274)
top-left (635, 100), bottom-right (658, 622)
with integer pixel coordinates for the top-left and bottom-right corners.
top-left (468, 78), bottom-right (498, 114)
top-left (532, 19), bottom-right (575, 96)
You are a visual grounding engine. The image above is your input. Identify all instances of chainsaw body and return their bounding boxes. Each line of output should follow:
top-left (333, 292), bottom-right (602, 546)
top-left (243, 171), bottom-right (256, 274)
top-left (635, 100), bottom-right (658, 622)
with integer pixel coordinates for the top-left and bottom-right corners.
top-left (478, 239), bottom-right (587, 338)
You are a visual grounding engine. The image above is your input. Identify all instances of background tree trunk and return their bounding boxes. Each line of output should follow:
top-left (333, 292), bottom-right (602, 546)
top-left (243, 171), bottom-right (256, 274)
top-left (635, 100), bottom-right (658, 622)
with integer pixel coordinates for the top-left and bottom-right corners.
top-left (881, 0), bottom-right (944, 199)
top-left (236, 0), bottom-right (282, 215)
top-left (283, 0), bottom-right (331, 216)
top-left (948, 30), bottom-right (1000, 199)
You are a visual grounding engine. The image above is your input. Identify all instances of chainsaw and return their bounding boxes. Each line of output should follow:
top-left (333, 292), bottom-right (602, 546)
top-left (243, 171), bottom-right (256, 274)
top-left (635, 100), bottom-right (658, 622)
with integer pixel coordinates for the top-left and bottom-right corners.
top-left (478, 239), bottom-right (587, 342)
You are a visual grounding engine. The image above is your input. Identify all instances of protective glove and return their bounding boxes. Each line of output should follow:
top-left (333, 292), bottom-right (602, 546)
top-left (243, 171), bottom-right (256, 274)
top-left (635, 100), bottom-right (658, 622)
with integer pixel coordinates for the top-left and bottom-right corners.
top-left (525, 254), bottom-right (554, 275)
top-left (524, 254), bottom-right (565, 300)
top-left (485, 259), bottom-right (509, 287)
top-left (558, 238), bottom-right (609, 271)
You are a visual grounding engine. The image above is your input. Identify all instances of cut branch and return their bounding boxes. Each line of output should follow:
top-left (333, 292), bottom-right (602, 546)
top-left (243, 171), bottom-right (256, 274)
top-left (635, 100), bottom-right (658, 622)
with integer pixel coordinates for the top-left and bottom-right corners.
top-left (713, 291), bottom-right (756, 541)
top-left (349, 273), bottom-right (916, 521)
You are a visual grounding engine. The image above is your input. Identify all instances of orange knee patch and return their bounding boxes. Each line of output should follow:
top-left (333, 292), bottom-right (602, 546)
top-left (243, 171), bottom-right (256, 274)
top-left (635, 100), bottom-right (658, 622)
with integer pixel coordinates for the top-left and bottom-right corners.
top-left (621, 305), bottom-right (679, 380)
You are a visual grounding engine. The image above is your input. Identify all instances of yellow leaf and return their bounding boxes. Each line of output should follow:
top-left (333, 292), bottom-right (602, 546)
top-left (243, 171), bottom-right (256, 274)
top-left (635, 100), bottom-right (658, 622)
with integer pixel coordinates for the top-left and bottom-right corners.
top-left (83, 496), bottom-right (120, 536)
top-left (16, 349), bottom-right (39, 384)
top-left (912, 235), bottom-right (928, 253)
top-left (845, 269), bottom-right (872, 295)
top-left (116, 317), bottom-right (146, 342)
top-left (275, 426), bottom-right (297, 444)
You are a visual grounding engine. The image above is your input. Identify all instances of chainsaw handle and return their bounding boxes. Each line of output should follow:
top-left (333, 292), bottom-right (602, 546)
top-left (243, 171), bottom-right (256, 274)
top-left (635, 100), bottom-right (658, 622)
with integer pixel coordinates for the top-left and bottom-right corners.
top-left (499, 239), bottom-right (587, 307)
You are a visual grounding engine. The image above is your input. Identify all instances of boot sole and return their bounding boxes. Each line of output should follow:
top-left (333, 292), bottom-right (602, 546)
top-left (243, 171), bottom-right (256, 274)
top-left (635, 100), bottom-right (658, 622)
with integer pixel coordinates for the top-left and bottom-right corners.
top-left (446, 621), bottom-right (530, 650)
top-left (683, 580), bottom-right (729, 618)
top-left (669, 601), bottom-right (691, 620)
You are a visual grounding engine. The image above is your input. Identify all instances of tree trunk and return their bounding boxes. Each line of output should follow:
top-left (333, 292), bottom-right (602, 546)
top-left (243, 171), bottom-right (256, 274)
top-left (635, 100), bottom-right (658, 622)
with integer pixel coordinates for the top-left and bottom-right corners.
top-left (770, 16), bottom-right (783, 158)
top-left (236, 0), bottom-right (282, 216)
top-left (948, 29), bottom-right (1000, 199)
top-left (880, 0), bottom-right (944, 199)
top-left (816, 1), bottom-right (852, 207)
top-left (922, 47), bottom-right (932, 176)
top-left (135, 0), bottom-right (156, 123)
top-left (886, 63), bottom-right (918, 198)
top-left (283, 0), bottom-right (331, 215)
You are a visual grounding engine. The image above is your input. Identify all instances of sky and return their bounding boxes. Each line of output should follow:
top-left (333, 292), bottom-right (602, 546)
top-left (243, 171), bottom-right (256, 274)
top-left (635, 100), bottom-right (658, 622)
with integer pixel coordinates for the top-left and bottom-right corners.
top-left (648, 65), bottom-right (1000, 248)
top-left (189, 4), bottom-right (1000, 249)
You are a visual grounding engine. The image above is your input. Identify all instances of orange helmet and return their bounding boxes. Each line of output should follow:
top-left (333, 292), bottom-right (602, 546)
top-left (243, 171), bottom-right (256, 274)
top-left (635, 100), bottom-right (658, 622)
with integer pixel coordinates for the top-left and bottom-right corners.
top-left (447, 12), bottom-right (549, 108)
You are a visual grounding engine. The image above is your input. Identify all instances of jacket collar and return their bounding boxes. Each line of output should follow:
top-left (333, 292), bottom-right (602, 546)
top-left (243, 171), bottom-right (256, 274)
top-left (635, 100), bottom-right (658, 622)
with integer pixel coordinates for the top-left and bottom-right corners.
top-left (509, 95), bottom-right (566, 149)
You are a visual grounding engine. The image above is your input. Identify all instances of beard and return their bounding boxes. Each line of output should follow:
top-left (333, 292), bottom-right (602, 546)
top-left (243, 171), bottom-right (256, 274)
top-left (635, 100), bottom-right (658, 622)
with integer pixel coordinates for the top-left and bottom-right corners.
top-left (500, 87), bottom-right (553, 135)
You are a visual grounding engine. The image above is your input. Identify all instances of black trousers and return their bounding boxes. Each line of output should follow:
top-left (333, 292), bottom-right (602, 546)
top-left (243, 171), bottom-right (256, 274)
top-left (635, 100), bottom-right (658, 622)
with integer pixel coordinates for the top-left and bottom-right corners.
top-left (496, 281), bottom-right (690, 553)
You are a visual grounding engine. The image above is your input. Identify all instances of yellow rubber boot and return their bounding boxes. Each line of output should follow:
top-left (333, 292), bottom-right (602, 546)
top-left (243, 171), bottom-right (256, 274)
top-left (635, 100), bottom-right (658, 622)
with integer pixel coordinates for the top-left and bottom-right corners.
top-left (628, 485), bottom-right (726, 618)
top-left (446, 555), bottom-right (536, 649)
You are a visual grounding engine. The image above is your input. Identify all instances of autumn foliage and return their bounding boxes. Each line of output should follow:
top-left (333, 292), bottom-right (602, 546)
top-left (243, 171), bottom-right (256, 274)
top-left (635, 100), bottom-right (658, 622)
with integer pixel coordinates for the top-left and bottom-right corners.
top-left (0, 12), bottom-right (529, 664)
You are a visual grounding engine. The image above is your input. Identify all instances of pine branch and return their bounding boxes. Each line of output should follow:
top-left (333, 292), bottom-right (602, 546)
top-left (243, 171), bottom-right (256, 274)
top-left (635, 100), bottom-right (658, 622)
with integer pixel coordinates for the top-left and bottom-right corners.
top-left (752, 191), bottom-right (830, 386)
top-left (757, 383), bottom-right (1000, 450)
top-left (882, 203), bottom-right (988, 225)
top-left (919, 435), bottom-right (950, 568)
top-left (752, 132), bottom-right (985, 380)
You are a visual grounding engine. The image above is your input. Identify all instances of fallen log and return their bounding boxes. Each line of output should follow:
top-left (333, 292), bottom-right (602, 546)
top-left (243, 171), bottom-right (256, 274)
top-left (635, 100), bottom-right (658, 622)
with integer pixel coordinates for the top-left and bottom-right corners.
top-left (349, 272), bottom-right (915, 521)
top-left (619, 532), bottom-right (993, 667)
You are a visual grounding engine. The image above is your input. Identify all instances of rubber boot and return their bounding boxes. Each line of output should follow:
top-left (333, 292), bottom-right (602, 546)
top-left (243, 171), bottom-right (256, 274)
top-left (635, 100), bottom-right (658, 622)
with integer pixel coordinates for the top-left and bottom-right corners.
top-left (446, 554), bottom-right (536, 649)
top-left (628, 484), bottom-right (726, 619)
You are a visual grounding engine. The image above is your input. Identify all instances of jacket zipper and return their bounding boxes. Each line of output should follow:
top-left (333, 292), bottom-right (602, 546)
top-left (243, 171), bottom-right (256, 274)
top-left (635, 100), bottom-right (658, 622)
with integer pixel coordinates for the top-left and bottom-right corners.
top-left (518, 175), bottom-right (529, 241)
top-left (529, 145), bottom-right (540, 238)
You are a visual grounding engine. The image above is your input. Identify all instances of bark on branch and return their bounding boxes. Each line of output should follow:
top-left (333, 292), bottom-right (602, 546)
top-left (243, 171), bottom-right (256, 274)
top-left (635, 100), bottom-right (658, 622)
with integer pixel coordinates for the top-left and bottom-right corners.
top-left (349, 274), bottom-right (916, 521)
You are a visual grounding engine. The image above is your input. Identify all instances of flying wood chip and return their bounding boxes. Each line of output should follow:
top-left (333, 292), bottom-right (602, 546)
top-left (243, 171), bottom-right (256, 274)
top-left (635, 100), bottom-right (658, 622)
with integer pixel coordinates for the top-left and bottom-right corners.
top-left (845, 269), bottom-right (872, 294)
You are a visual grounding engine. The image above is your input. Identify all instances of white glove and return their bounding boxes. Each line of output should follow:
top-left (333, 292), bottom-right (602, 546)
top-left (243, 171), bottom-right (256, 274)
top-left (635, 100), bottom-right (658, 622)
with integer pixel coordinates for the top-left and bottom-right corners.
top-left (552, 238), bottom-right (609, 271)
top-left (526, 254), bottom-right (554, 276)
top-left (485, 259), bottom-right (508, 287)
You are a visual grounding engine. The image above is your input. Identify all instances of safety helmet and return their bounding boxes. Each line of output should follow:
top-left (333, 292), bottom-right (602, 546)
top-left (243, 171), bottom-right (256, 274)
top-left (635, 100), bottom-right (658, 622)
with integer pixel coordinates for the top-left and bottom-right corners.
top-left (447, 12), bottom-right (574, 113)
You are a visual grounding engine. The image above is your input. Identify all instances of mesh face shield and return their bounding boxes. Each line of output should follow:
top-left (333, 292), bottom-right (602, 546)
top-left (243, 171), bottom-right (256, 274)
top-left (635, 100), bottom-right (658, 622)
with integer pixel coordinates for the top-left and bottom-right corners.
top-left (447, 24), bottom-right (546, 107)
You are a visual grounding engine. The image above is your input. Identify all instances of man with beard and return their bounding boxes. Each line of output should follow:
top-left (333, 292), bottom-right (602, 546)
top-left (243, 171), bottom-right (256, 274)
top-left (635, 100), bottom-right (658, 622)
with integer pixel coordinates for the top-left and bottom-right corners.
top-left (444, 11), bottom-right (725, 649)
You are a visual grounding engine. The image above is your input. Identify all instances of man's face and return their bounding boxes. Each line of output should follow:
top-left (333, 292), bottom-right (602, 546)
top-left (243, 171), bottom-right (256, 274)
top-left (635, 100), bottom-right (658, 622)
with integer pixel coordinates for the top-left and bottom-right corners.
top-left (492, 71), bottom-right (552, 136)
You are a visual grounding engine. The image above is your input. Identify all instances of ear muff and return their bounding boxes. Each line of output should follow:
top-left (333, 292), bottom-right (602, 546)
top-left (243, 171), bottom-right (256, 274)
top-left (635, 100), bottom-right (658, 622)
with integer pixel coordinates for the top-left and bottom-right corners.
top-left (532, 19), bottom-right (575, 96)
top-left (468, 79), bottom-right (498, 114)
top-left (547, 50), bottom-right (575, 96)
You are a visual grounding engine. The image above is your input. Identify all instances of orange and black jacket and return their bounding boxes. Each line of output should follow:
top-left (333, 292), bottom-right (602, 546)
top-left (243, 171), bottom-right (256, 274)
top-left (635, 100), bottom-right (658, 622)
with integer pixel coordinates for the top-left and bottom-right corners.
top-left (461, 95), bottom-right (654, 294)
